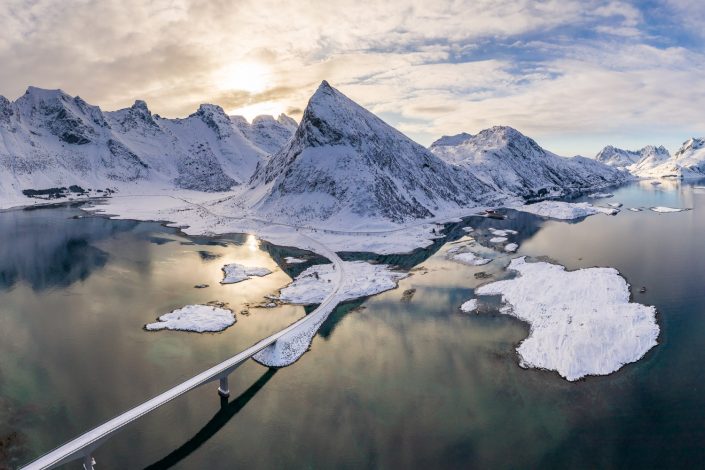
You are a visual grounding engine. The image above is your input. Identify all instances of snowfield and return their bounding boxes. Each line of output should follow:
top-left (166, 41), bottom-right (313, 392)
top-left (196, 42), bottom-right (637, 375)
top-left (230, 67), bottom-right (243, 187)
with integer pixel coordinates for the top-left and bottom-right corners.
top-left (476, 257), bottom-right (659, 381)
top-left (221, 263), bottom-right (272, 284)
top-left (145, 304), bottom-right (236, 332)
top-left (517, 201), bottom-right (619, 220)
top-left (278, 260), bottom-right (408, 305)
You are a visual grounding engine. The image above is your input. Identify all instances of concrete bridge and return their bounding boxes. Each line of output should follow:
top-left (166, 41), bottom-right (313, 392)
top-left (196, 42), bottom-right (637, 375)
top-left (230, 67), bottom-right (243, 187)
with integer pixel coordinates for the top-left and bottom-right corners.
top-left (21, 230), bottom-right (345, 470)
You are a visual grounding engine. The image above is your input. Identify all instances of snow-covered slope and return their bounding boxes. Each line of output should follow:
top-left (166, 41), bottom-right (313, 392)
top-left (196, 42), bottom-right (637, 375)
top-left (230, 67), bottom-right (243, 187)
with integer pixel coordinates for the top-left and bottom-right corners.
top-left (630, 138), bottom-right (705, 178)
top-left (430, 126), bottom-right (628, 200)
top-left (0, 87), bottom-right (296, 205)
top-left (241, 81), bottom-right (502, 227)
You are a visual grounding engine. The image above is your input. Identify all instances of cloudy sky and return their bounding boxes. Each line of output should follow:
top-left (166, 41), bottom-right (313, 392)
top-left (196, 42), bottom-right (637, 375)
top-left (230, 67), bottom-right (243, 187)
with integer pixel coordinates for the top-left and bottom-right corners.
top-left (1, 0), bottom-right (704, 155)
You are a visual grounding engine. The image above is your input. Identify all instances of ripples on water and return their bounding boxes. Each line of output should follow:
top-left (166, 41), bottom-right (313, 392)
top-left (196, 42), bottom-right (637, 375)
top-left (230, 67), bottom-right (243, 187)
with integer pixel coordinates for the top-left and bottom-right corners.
top-left (3, 180), bottom-right (705, 468)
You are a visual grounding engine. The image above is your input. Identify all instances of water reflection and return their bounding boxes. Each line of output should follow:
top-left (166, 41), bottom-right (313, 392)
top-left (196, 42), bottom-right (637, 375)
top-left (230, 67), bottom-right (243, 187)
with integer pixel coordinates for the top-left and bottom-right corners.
top-left (0, 207), bottom-right (140, 291)
top-left (144, 369), bottom-right (277, 470)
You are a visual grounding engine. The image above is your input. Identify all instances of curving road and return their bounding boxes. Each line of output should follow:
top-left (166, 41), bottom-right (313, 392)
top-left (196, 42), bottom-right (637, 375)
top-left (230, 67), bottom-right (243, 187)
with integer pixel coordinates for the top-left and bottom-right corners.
top-left (21, 199), bottom-right (347, 469)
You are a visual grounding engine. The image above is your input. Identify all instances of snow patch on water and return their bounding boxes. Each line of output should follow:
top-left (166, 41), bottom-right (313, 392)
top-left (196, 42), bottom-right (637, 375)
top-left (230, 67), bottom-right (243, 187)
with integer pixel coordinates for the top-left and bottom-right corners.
top-left (279, 261), bottom-right (408, 305)
top-left (650, 206), bottom-right (689, 213)
top-left (476, 257), bottom-right (659, 381)
top-left (145, 305), bottom-right (235, 332)
top-left (451, 252), bottom-right (491, 266)
top-left (221, 263), bottom-right (272, 284)
top-left (518, 201), bottom-right (618, 220)
top-left (460, 299), bottom-right (478, 313)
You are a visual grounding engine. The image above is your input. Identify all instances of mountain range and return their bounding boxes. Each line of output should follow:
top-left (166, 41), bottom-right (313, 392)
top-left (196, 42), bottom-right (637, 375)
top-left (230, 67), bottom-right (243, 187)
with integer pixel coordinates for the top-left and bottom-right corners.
top-left (595, 141), bottom-right (705, 178)
top-left (0, 81), bottom-right (638, 226)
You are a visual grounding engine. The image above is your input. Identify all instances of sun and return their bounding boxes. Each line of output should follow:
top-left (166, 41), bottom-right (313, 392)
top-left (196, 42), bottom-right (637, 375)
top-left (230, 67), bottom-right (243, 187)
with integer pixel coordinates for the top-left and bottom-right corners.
top-left (215, 61), bottom-right (269, 93)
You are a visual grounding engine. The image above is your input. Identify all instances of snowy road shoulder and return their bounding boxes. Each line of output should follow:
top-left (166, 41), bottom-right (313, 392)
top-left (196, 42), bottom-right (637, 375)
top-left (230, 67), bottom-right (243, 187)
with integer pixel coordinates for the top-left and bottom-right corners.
top-left (475, 257), bottom-right (659, 381)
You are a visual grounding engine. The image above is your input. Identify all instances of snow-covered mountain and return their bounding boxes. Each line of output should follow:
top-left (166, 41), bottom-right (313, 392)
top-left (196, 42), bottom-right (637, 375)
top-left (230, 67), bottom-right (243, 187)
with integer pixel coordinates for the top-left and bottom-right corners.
top-left (0, 86), bottom-right (297, 204)
top-left (240, 81), bottom-right (502, 227)
top-left (629, 138), bottom-right (705, 178)
top-left (597, 140), bottom-right (705, 178)
top-left (430, 126), bottom-right (628, 200)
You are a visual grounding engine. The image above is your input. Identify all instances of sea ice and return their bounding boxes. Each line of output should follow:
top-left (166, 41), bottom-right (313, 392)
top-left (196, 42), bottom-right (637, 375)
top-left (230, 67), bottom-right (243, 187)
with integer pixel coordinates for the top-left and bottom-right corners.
top-left (489, 228), bottom-right (517, 236)
top-left (587, 192), bottom-right (613, 198)
top-left (145, 305), bottom-right (235, 332)
top-left (607, 202), bottom-right (623, 208)
top-left (284, 256), bottom-right (306, 264)
top-left (462, 227), bottom-right (474, 233)
top-left (460, 299), bottom-right (478, 313)
top-left (490, 236), bottom-right (508, 243)
top-left (475, 257), bottom-right (659, 381)
top-left (221, 263), bottom-right (272, 284)
top-left (504, 243), bottom-right (519, 252)
top-left (628, 208), bottom-right (642, 212)
top-left (278, 261), bottom-right (408, 305)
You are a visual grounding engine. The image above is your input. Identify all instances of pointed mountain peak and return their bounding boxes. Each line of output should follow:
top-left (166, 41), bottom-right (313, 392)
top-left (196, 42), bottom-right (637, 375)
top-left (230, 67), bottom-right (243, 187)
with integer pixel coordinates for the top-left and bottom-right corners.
top-left (430, 132), bottom-right (474, 148)
top-left (132, 99), bottom-right (150, 113)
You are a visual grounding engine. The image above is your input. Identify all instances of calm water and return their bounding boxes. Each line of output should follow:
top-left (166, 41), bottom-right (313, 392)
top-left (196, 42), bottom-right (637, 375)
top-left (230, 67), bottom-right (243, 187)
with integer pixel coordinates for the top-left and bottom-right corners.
top-left (3, 180), bottom-right (705, 469)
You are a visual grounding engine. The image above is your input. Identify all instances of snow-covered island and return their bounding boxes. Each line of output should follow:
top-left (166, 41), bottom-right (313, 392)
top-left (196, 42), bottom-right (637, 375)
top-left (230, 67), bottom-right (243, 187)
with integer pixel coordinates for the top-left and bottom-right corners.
top-left (517, 201), bottom-right (619, 220)
top-left (145, 304), bottom-right (236, 333)
top-left (474, 257), bottom-right (659, 381)
top-left (278, 261), bottom-right (408, 305)
top-left (221, 263), bottom-right (273, 284)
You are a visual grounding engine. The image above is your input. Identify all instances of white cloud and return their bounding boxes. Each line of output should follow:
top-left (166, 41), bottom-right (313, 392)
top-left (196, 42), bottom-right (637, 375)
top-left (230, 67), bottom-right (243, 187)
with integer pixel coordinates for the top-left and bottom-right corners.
top-left (0, 0), bottom-right (703, 155)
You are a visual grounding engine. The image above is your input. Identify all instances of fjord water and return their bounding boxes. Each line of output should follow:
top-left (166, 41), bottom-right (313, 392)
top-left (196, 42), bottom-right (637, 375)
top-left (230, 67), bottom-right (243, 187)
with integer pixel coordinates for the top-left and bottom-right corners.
top-left (3, 180), bottom-right (705, 469)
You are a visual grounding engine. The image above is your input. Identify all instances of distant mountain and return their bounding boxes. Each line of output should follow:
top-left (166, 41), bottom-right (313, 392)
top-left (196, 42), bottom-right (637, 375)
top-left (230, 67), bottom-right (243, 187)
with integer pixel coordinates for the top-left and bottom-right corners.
top-left (630, 138), bottom-right (705, 178)
top-left (0, 87), bottom-right (296, 203)
top-left (242, 81), bottom-right (501, 227)
top-left (430, 126), bottom-right (628, 200)
top-left (598, 140), bottom-right (705, 178)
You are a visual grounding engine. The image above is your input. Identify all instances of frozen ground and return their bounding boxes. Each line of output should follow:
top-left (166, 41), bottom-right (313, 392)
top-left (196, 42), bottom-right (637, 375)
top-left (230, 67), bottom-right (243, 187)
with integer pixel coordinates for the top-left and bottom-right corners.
top-left (517, 201), bottom-right (619, 220)
top-left (221, 263), bottom-right (272, 284)
top-left (145, 305), bottom-right (236, 332)
top-left (278, 261), bottom-right (408, 305)
top-left (475, 257), bottom-right (659, 381)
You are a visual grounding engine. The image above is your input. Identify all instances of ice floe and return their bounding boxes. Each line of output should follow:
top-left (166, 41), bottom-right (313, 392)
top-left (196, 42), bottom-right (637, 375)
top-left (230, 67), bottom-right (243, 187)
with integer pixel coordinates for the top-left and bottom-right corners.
top-left (504, 243), bottom-right (519, 252)
top-left (284, 256), bottom-right (306, 264)
top-left (450, 252), bottom-right (491, 266)
top-left (587, 192), bottom-right (613, 198)
top-left (221, 263), bottom-right (273, 284)
top-left (145, 304), bottom-right (236, 333)
top-left (278, 261), bottom-right (408, 305)
top-left (460, 299), bottom-right (478, 313)
top-left (462, 226), bottom-right (474, 233)
top-left (517, 201), bottom-right (618, 220)
top-left (475, 257), bottom-right (659, 381)
top-left (490, 236), bottom-right (508, 243)
top-left (607, 202), bottom-right (623, 208)
top-left (650, 206), bottom-right (689, 213)
top-left (628, 208), bottom-right (642, 212)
